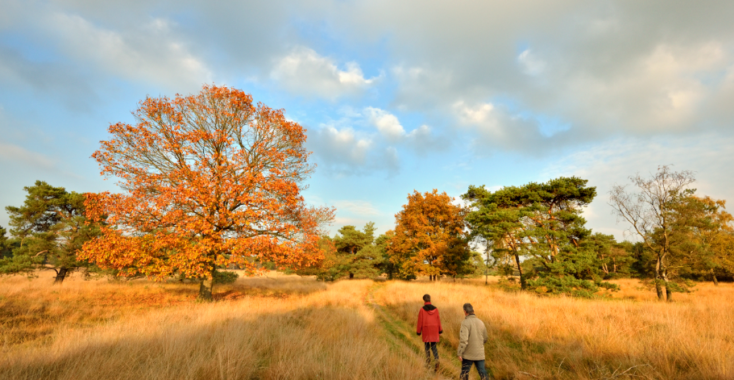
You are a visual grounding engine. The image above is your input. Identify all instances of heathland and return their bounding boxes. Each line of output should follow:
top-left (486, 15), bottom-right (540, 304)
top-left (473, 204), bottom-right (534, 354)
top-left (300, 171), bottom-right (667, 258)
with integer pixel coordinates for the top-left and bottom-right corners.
top-left (1, 272), bottom-right (732, 380)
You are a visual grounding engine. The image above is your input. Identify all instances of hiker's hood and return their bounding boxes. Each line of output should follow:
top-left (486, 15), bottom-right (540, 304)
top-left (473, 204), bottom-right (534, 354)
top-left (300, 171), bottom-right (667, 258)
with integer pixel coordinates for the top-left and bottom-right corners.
top-left (423, 302), bottom-right (437, 314)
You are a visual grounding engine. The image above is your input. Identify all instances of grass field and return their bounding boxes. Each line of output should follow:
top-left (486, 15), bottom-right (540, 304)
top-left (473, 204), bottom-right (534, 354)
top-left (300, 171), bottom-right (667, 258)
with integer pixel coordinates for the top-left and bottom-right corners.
top-left (1, 273), bottom-right (732, 380)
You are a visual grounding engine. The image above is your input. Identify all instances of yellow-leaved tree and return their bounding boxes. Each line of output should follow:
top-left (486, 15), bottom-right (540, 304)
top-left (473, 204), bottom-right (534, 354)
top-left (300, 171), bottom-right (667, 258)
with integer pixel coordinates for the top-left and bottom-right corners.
top-left (386, 190), bottom-right (470, 280)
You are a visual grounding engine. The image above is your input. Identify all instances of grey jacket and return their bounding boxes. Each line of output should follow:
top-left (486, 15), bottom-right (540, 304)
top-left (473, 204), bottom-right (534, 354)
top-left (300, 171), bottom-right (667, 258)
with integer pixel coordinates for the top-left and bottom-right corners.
top-left (457, 314), bottom-right (488, 360)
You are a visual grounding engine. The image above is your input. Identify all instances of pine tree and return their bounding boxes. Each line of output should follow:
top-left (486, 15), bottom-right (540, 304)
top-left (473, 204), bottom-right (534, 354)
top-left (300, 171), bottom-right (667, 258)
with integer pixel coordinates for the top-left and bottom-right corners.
top-left (1, 181), bottom-right (99, 284)
top-left (465, 177), bottom-right (618, 297)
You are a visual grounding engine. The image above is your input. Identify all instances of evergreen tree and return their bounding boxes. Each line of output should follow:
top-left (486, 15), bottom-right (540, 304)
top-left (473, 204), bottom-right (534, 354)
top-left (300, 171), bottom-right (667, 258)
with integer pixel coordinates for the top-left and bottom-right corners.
top-left (0, 226), bottom-right (11, 258)
top-left (581, 233), bottom-right (636, 279)
top-left (1, 181), bottom-right (100, 284)
top-left (333, 222), bottom-right (382, 279)
top-left (465, 177), bottom-right (618, 297)
top-left (301, 223), bottom-right (384, 280)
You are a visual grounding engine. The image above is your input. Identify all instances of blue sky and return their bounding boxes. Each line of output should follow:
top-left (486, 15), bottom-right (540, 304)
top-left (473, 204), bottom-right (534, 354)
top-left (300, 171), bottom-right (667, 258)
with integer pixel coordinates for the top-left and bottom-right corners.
top-left (2, 0), bottom-right (734, 240)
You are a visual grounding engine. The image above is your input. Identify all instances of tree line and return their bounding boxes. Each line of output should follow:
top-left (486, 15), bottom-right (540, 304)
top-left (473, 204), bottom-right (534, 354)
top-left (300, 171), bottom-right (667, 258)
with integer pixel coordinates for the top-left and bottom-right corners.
top-left (295, 168), bottom-right (734, 300)
top-left (1, 85), bottom-right (732, 301)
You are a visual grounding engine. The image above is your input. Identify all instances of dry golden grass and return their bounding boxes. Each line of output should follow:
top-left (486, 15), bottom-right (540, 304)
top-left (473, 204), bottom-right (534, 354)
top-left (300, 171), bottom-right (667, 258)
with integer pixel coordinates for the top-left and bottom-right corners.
top-left (0, 272), bottom-right (427, 380)
top-left (374, 278), bottom-right (734, 380)
top-left (1, 272), bottom-right (732, 379)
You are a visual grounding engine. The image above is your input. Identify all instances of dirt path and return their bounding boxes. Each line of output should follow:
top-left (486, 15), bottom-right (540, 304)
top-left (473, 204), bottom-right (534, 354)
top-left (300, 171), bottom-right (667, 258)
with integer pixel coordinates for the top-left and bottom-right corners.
top-left (367, 283), bottom-right (462, 380)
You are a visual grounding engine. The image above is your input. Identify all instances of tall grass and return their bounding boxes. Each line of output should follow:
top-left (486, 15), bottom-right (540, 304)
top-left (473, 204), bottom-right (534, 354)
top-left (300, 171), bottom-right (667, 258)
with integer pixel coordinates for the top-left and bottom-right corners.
top-left (1, 273), bottom-right (732, 379)
top-left (374, 279), bottom-right (734, 379)
top-left (0, 273), bottom-right (427, 380)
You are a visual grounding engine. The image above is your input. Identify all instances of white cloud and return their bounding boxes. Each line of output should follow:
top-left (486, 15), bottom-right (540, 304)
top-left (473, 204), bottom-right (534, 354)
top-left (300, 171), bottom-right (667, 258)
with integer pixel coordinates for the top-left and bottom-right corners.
top-left (271, 47), bottom-right (375, 99)
top-left (309, 125), bottom-right (372, 165)
top-left (453, 100), bottom-right (552, 152)
top-left (365, 107), bottom-right (405, 141)
top-left (517, 49), bottom-right (546, 76)
top-left (364, 107), bottom-right (446, 153)
top-left (542, 133), bottom-right (734, 241)
top-left (44, 12), bottom-right (212, 92)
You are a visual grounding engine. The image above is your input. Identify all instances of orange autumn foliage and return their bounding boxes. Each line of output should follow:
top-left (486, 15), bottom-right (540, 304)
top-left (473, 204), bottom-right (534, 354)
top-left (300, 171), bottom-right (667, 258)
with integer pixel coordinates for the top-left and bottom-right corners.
top-left (81, 85), bottom-right (334, 282)
top-left (386, 190), bottom-right (470, 279)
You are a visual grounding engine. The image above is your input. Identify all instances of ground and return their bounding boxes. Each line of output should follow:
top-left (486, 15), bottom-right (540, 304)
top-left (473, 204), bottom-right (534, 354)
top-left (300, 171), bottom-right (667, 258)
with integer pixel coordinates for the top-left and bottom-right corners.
top-left (1, 272), bottom-right (732, 380)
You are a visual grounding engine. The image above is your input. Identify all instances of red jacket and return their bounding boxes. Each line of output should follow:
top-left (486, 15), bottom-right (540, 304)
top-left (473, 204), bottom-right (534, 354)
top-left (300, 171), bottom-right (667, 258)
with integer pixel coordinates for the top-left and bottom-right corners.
top-left (416, 302), bottom-right (443, 342)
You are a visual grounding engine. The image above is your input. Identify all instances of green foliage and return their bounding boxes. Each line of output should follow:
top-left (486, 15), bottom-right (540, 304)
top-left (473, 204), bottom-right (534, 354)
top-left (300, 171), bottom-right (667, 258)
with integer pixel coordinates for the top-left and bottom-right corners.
top-left (334, 223), bottom-right (376, 255)
top-left (299, 224), bottom-right (385, 281)
top-left (527, 275), bottom-right (619, 298)
top-left (464, 177), bottom-right (624, 297)
top-left (667, 195), bottom-right (734, 284)
top-left (0, 226), bottom-right (17, 259)
top-left (333, 223), bottom-right (384, 279)
top-left (0, 181), bottom-right (100, 282)
top-left (465, 250), bottom-right (491, 278)
top-left (213, 270), bottom-right (239, 284)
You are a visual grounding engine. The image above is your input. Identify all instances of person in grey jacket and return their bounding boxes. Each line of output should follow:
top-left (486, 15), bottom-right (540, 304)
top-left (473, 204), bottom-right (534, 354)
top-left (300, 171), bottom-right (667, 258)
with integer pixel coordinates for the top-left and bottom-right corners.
top-left (457, 303), bottom-right (489, 380)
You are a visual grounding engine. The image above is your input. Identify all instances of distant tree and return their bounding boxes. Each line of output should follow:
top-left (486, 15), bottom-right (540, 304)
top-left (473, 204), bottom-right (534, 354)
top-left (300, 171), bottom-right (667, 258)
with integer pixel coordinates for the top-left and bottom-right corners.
top-left (296, 237), bottom-right (342, 281)
top-left (334, 223), bottom-right (376, 255)
top-left (333, 223), bottom-right (382, 279)
top-left (299, 223), bottom-right (384, 281)
top-left (387, 190), bottom-right (470, 281)
top-left (609, 165), bottom-right (695, 301)
top-left (375, 233), bottom-right (400, 279)
top-left (668, 195), bottom-right (734, 285)
top-left (81, 85), bottom-right (334, 301)
top-left (581, 233), bottom-right (636, 279)
top-left (1, 181), bottom-right (99, 284)
top-left (0, 225), bottom-right (11, 258)
top-left (465, 250), bottom-right (491, 279)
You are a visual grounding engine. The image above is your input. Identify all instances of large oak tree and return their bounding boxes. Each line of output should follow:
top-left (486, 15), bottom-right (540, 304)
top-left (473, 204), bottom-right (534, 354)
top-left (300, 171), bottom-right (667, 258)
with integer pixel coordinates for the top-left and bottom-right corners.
top-left (81, 85), bottom-right (333, 300)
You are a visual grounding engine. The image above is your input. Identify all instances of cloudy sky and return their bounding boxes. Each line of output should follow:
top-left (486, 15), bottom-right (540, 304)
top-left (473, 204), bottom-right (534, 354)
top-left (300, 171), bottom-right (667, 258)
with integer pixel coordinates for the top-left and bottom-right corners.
top-left (1, 0), bottom-right (733, 240)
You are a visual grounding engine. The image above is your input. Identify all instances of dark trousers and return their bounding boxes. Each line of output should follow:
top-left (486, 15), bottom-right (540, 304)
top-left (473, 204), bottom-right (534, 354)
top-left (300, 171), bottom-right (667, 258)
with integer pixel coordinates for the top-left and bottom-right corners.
top-left (424, 342), bottom-right (439, 364)
top-left (460, 359), bottom-right (488, 380)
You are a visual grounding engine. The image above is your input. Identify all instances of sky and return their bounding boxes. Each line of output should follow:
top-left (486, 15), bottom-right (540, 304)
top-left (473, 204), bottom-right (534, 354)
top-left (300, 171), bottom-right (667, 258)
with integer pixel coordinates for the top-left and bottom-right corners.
top-left (1, 0), bottom-right (734, 241)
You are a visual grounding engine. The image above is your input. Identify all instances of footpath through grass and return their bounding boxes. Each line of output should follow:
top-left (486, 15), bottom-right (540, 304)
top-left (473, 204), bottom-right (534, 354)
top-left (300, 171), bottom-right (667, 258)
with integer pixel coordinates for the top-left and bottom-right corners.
top-left (368, 282), bottom-right (466, 379)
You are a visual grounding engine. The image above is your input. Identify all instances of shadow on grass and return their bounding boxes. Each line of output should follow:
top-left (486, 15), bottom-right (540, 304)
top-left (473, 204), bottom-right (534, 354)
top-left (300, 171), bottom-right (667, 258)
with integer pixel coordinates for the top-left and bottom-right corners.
top-left (0, 302), bottom-right (429, 380)
top-left (0, 277), bottom-right (327, 348)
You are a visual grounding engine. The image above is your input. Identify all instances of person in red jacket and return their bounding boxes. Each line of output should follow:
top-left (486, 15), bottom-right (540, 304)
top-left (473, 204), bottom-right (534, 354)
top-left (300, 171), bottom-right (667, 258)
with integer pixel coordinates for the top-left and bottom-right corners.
top-left (416, 294), bottom-right (443, 372)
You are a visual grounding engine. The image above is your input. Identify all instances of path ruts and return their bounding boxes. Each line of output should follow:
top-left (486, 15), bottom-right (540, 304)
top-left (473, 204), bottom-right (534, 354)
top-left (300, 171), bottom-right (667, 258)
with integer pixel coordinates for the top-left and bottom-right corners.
top-left (367, 283), bottom-right (462, 380)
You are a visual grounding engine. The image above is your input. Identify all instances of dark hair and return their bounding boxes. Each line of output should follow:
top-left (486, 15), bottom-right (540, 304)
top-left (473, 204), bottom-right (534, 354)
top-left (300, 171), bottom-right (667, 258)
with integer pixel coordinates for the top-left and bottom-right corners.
top-left (423, 294), bottom-right (431, 302)
top-left (463, 303), bottom-right (474, 314)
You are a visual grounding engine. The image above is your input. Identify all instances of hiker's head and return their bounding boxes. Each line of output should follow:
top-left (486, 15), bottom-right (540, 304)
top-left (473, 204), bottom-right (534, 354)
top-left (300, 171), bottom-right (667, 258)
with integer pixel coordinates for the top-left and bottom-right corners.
top-left (463, 303), bottom-right (474, 315)
top-left (423, 294), bottom-right (431, 303)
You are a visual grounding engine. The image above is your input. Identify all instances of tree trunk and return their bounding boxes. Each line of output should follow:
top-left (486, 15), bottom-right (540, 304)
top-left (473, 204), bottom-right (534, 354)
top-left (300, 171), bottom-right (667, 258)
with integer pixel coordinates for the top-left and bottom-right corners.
top-left (711, 269), bottom-right (719, 286)
top-left (198, 270), bottom-right (215, 302)
top-left (513, 252), bottom-right (526, 290)
top-left (53, 267), bottom-right (69, 285)
top-left (662, 271), bottom-right (672, 302)
top-left (654, 257), bottom-right (664, 300)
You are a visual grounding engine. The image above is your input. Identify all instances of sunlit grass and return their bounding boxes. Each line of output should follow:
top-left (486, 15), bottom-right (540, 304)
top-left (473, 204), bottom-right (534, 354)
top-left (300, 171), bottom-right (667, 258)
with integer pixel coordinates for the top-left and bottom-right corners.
top-left (1, 272), bottom-right (732, 379)
top-left (376, 277), bottom-right (734, 379)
